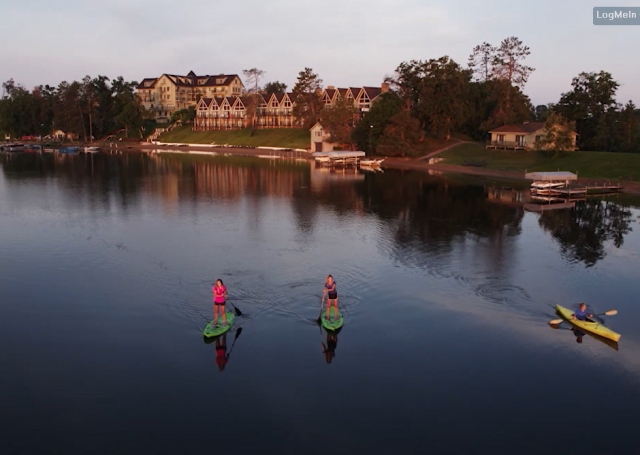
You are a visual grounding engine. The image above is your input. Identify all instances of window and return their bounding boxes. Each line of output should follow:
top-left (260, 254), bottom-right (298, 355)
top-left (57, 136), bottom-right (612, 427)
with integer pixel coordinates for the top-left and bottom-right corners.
top-left (497, 134), bottom-right (505, 143)
top-left (315, 131), bottom-right (322, 137)
top-left (217, 78), bottom-right (225, 84)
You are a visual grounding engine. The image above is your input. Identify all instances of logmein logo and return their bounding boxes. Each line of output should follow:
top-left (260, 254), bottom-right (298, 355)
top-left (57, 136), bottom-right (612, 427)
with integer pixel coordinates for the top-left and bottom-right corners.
top-left (593, 7), bottom-right (640, 24)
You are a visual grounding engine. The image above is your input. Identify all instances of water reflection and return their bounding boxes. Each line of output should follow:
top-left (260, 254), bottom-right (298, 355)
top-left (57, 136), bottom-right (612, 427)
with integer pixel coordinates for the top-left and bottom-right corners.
top-left (321, 328), bottom-right (339, 364)
top-left (1, 152), bottom-right (636, 270)
top-left (537, 199), bottom-right (634, 267)
top-left (204, 328), bottom-right (244, 373)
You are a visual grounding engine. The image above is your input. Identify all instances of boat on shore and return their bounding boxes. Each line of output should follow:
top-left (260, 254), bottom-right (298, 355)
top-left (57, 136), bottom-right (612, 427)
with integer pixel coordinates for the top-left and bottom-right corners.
top-left (555, 304), bottom-right (620, 342)
top-left (311, 150), bottom-right (365, 167)
top-left (360, 158), bottom-right (384, 167)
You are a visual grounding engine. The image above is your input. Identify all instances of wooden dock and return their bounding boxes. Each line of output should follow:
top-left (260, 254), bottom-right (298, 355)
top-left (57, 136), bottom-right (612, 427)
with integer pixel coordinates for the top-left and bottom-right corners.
top-left (549, 182), bottom-right (623, 198)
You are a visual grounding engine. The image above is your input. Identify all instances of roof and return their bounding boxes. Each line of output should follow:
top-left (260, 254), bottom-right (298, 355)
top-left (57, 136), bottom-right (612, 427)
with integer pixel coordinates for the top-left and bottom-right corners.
top-left (362, 86), bottom-right (382, 100)
top-left (324, 89), bottom-right (336, 99)
top-left (137, 73), bottom-right (243, 89)
top-left (137, 78), bottom-right (158, 90)
top-left (489, 122), bottom-right (546, 134)
top-left (525, 171), bottom-right (578, 181)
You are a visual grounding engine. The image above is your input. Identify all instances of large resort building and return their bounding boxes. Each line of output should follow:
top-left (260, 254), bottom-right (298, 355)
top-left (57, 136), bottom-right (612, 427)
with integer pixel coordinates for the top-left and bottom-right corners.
top-left (137, 71), bottom-right (244, 122)
top-left (192, 83), bottom-right (389, 131)
top-left (135, 69), bottom-right (389, 129)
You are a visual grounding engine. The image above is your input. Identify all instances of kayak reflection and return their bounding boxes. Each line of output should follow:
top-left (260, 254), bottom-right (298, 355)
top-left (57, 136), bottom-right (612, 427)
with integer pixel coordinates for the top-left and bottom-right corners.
top-left (204, 327), bottom-right (243, 372)
top-left (550, 322), bottom-right (619, 351)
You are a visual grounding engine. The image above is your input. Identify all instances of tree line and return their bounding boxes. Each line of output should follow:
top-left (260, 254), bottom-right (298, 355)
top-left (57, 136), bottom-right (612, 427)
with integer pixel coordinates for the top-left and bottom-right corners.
top-left (306, 37), bottom-right (640, 155)
top-left (0, 76), bottom-right (150, 141)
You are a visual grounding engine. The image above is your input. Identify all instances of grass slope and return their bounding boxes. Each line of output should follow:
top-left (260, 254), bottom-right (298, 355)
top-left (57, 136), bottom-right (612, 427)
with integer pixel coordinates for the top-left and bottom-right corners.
top-left (158, 126), bottom-right (309, 149)
top-left (440, 142), bottom-right (640, 181)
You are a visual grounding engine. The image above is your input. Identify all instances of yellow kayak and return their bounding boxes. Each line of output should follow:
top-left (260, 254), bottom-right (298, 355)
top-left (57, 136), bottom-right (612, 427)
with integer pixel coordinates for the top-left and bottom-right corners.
top-left (555, 304), bottom-right (621, 343)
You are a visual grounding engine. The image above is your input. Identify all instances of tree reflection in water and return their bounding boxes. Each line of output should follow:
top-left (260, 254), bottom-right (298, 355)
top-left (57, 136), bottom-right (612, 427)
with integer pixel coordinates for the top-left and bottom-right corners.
top-left (537, 199), bottom-right (634, 267)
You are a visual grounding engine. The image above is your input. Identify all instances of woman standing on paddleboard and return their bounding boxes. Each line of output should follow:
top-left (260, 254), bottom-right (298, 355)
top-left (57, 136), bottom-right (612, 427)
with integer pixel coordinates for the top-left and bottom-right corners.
top-left (323, 275), bottom-right (338, 321)
top-left (213, 279), bottom-right (228, 326)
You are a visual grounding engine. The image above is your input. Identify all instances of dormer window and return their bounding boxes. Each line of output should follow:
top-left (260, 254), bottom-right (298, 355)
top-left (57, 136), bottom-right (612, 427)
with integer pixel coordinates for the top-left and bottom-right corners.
top-left (216, 78), bottom-right (225, 84)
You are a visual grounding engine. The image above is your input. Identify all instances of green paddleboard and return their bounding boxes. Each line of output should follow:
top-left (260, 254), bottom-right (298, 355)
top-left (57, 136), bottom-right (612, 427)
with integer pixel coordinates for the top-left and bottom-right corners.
top-left (203, 312), bottom-right (235, 338)
top-left (321, 307), bottom-right (344, 331)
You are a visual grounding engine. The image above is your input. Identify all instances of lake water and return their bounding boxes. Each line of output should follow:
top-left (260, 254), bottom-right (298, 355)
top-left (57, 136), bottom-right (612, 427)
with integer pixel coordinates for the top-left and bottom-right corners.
top-left (1, 151), bottom-right (639, 455)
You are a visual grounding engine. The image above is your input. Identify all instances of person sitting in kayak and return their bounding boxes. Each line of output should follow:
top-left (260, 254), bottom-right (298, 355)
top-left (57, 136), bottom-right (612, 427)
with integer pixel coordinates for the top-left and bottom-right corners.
top-left (322, 275), bottom-right (338, 321)
top-left (215, 333), bottom-right (228, 372)
top-left (572, 303), bottom-right (593, 321)
top-left (213, 279), bottom-right (228, 326)
top-left (321, 332), bottom-right (338, 364)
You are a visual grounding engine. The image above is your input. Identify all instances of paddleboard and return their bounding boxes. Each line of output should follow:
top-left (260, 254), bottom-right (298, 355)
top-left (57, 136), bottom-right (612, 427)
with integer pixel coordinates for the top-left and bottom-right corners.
top-left (321, 307), bottom-right (344, 331)
top-left (203, 312), bottom-right (235, 338)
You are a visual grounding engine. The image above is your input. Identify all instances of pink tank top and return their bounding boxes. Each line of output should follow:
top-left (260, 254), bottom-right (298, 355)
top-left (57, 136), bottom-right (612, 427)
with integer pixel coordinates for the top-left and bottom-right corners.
top-left (213, 285), bottom-right (226, 303)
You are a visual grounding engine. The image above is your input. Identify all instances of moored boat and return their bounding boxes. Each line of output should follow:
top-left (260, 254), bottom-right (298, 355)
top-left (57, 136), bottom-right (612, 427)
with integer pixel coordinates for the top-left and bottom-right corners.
top-left (555, 304), bottom-right (620, 342)
top-left (360, 158), bottom-right (384, 167)
top-left (530, 181), bottom-right (566, 194)
top-left (59, 146), bottom-right (79, 154)
top-left (83, 146), bottom-right (99, 153)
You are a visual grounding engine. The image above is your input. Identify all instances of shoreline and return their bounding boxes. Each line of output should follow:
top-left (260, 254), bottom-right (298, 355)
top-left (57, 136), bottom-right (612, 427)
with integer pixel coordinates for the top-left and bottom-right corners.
top-left (381, 157), bottom-right (640, 196)
top-left (24, 141), bottom-right (640, 196)
top-left (113, 142), bottom-right (310, 159)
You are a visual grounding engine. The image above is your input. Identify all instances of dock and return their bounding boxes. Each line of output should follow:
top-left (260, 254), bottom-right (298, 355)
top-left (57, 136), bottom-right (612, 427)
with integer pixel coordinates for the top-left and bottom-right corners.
top-left (525, 171), bottom-right (623, 198)
top-left (550, 183), bottom-right (623, 197)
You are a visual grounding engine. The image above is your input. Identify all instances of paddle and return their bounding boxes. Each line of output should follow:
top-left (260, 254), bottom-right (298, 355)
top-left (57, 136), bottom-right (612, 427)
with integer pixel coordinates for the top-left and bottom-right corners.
top-left (227, 300), bottom-right (243, 317)
top-left (316, 293), bottom-right (326, 324)
top-left (549, 309), bottom-right (617, 325)
top-left (227, 327), bottom-right (243, 358)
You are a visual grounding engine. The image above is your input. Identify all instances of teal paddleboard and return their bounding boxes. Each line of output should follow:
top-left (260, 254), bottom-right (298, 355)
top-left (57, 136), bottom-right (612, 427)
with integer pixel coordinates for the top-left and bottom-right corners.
top-left (203, 312), bottom-right (235, 338)
top-left (321, 307), bottom-right (343, 331)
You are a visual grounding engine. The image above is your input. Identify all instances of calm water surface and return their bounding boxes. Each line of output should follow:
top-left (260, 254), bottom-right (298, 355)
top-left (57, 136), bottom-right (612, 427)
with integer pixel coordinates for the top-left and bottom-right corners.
top-left (1, 151), bottom-right (639, 454)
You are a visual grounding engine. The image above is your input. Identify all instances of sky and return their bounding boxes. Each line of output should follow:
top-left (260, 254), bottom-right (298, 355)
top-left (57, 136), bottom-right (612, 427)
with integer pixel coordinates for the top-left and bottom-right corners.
top-left (1, 0), bottom-right (638, 106)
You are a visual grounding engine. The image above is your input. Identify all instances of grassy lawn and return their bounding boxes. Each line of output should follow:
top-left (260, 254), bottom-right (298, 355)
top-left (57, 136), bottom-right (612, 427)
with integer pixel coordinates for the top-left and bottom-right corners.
top-left (440, 142), bottom-right (640, 181)
top-left (158, 126), bottom-right (309, 149)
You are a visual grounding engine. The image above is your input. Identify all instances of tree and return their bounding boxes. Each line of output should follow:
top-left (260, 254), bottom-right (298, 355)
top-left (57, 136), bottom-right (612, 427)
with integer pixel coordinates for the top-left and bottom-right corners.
top-left (556, 71), bottom-right (619, 150)
top-left (263, 81), bottom-right (287, 95)
top-left (291, 67), bottom-right (323, 129)
top-left (91, 75), bottom-right (114, 139)
top-left (376, 109), bottom-right (423, 157)
top-left (385, 60), bottom-right (426, 112)
top-left (492, 36), bottom-right (534, 88)
top-left (320, 95), bottom-right (358, 148)
top-left (538, 112), bottom-right (576, 157)
top-left (618, 101), bottom-right (639, 152)
top-left (54, 81), bottom-right (85, 139)
top-left (418, 56), bottom-right (471, 140)
top-left (171, 107), bottom-right (196, 124)
top-left (533, 103), bottom-right (555, 122)
top-left (468, 42), bottom-right (496, 82)
top-left (352, 92), bottom-right (403, 154)
top-left (242, 68), bottom-right (265, 94)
